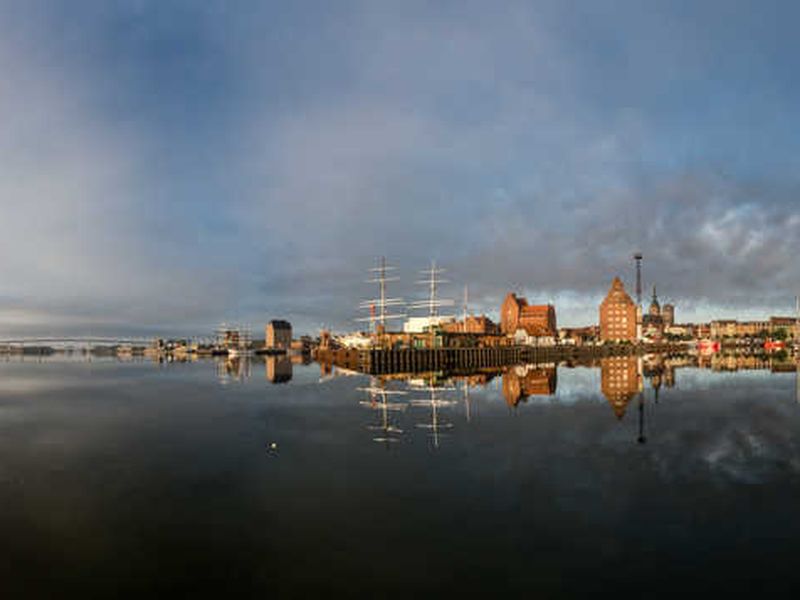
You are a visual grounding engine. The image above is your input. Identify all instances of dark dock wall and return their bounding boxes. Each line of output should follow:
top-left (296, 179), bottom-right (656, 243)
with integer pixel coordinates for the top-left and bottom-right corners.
top-left (316, 343), bottom-right (691, 375)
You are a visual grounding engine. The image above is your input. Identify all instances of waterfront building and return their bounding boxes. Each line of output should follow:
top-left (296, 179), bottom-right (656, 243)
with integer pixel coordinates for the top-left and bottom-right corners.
top-left (695, 323), bottom-right (711, 339)
top-left (513, 329), bottom-right (557, 347)
top-left (735, 321), bottom-right (769, 337)
top-left (266, 320), bottom-right (292, 350)
top-left (599, 277), bottom-right (637, 342)
top-left (558, 326), bottom-right (600, 346)
top-left (705, 317), bottom-right (797, 340)
top-left (710, 320), bottom-right (737, 339)
top-left (403, 315), bottom-right (456, 334)
top-left (500, 293), bottom-right (557, 337)
top-left (662, 303), bottom-right (675, 327)
top-left (769, 316), bottom-right (798, 338)
top-left (335, 332), bottom-right (373, 349)
top-left (665, 323), bottom-right (694, 338)
top-left (642, 285), bottom-right (665, 341)
top-left (441, 315), bottom-right (500, 335)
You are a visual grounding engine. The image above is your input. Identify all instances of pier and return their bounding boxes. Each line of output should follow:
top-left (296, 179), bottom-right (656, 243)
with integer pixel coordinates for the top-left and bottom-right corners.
top-left (315, 343), bottom-right (691, 375)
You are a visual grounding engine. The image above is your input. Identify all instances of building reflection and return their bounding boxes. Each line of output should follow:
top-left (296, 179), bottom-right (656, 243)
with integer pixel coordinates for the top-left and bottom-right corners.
top-left (266, 355), bottom-right (293, 384)
top-left (317, 348), bottom-right (800, 448)
top-left (501, 364), bottom-right (557, 407)
top-left (599, 356), bottom-right (642, 419)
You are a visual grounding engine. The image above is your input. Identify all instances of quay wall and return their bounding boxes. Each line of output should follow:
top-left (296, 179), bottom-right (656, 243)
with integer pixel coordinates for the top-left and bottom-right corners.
top-left (315, 343), bottom-right (691, 375)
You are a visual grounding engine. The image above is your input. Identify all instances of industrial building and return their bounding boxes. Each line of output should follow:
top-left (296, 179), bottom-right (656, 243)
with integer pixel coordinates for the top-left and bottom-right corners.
top-left (599, 277), bottom-right (638, 342)
top-left (266, 320), bottom-right (292, 350)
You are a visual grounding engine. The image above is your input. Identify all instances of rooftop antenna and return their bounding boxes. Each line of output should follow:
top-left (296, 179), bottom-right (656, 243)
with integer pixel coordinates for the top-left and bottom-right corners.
top-left (634, 252), bottom-right (643, 342)
top-left (795, 294), bottom-right (799, 327)
top-left (356, 256), bottom-right (405, 332)
top-left (634, 253), bottom-right (643, 306)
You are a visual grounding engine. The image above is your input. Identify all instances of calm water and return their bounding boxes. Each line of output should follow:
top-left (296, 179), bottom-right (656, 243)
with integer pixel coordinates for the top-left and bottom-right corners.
top-left (3, 353), bottom-right (800, 596)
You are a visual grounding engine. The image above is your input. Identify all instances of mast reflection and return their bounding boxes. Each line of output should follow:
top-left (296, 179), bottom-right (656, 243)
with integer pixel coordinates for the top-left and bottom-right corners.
top-left (408, 376), bottom-right (457, 450)
top-left (216, 355), bottom-right (250, 384)
top-left (325, 348), bottom-right (800, 448)
top-left (358, 377), bottom-right (407, 446)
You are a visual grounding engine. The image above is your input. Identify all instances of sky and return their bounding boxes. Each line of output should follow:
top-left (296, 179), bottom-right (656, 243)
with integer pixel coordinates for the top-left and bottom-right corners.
top-left (2, 0), bottom-right (800, 338)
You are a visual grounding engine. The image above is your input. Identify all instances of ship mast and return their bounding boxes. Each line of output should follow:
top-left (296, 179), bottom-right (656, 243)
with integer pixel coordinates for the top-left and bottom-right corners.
top-left (462, 284), bottom-right (469, 333)
top-left (356, 256), bottom-right (405, 333)
top-left (409, 260), bottom-right (454, 320)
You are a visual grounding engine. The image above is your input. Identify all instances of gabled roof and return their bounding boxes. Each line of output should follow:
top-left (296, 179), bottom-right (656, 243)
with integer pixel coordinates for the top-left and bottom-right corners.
top-left (600, 277), bottom-right (634, 306)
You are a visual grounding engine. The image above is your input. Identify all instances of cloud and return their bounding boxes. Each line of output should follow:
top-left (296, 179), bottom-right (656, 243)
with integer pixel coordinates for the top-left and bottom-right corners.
top-left (2, 1), bottom-right (800, 335)
top-left (0, 8), bottom-right (236, 336)
top-left (238, 2), bottom-right (800, 330)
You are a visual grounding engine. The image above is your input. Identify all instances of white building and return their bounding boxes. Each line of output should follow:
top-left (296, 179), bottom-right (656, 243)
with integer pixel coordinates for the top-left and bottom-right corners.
top-left (403, 316), bottom-right (455, 333)
top-left (336, 333), bottom-right (373, 349)
top-left (514, 328), bottom-right (557, 347)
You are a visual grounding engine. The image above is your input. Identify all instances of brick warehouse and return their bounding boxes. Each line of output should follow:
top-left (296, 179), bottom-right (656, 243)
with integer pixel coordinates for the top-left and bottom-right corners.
top-left (500, 293), bottom-right (557, 337)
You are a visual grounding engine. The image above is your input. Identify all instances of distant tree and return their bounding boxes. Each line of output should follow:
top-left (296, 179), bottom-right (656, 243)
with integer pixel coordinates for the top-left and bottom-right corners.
top-left (773, 328), bottom-right (788, 341)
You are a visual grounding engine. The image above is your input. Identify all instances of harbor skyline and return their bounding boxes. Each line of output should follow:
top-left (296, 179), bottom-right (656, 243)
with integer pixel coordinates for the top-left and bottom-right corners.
top-left (5, 3), bottom-right (800, 595)
top-left (3, 1), bottom-right (800, 337)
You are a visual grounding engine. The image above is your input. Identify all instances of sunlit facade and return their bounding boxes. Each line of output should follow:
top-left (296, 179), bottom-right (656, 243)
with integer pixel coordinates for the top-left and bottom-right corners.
top-left (599, 277), bottom-right (637, 342)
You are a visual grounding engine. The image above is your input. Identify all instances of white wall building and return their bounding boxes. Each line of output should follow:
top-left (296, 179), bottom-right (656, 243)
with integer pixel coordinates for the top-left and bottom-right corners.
top-left (403, 316), bottom-right (455, 333)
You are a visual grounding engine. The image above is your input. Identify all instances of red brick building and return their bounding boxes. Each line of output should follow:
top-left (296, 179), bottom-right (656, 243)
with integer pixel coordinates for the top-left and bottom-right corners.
top-left (599, 277), bottom-right (637, 342)
top-left (500, 293), bottom-right (557, 337)
top-left (441, 315), bottom-right (500, 335)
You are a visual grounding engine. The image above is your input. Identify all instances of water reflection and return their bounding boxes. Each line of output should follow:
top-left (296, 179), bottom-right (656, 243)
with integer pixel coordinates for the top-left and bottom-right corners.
top-left (357, 377), bottom-right (407, 446)
top-left (502, 363), bottom-right (557, 407)
top-left (312, 349), bottom-right (800, 449)
top-left (265, 356), bottom-right (292, 384)
top-left (600, 356), bottom-right (642, 419)
top-left (212, 354), bottom-right (313, 385)
top-left (4, 350), bottom-right (800, 594)
top-left (216, 355), bottom-right (251, 384)
top-left (414, 379), bottom-right (461, 449)
top-left (3, 349), bottom-right (800, 449)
